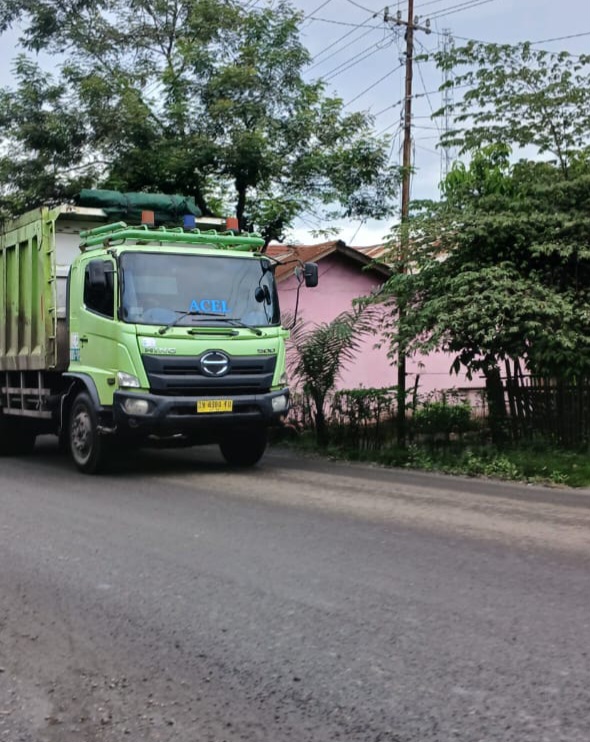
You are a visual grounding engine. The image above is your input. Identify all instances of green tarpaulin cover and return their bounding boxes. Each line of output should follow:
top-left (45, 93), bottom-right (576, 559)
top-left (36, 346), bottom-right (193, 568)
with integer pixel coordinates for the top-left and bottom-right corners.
top-left (76, 190), bottom-right (202, 226)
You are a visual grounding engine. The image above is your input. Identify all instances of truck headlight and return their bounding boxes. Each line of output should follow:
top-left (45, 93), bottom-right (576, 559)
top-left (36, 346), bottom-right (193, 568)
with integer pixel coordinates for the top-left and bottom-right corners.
top-left (272, 394), bottom-right (288, 413)
top-left (123, 398), bottom-right (150, 415)
top-left (117, 371), bottom-right (141, 388)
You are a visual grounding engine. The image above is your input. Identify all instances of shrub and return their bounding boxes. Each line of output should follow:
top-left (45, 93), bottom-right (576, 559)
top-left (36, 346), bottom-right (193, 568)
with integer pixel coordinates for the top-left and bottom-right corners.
top-left (412, 393), bottom-right (472, 442)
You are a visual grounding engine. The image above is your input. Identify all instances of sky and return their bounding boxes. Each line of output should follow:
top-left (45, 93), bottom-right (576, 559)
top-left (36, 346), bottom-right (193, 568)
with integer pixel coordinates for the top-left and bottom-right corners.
top-left (0, 0), bottom-right (588, 245)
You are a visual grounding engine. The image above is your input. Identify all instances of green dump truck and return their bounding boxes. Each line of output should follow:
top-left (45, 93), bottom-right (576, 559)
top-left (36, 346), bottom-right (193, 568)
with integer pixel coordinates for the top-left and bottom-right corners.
top-left (0, 197), bottom-right (317, 473)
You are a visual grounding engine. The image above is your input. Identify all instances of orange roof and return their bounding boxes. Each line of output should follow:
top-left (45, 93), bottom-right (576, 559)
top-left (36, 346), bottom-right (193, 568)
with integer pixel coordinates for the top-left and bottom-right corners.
top-left (349, 243), bottom-right (392, 262)
top-left (265, 239), bottom-right (390, 282)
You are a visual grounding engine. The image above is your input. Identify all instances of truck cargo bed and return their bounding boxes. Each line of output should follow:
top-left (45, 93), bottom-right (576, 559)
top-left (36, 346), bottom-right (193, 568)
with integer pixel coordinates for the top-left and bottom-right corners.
top-left (0, 205), bottom-right (106, 372)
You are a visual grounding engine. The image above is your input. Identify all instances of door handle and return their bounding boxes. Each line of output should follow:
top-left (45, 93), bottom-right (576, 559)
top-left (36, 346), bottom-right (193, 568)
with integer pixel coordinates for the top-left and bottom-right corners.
top-left (79, 336), bottom-right (89, 343)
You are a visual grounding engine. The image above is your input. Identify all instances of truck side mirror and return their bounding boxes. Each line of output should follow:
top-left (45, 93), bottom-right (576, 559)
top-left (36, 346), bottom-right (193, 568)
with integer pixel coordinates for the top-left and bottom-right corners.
top-left (303, 262), bottom-right (318, 288)
top-left (255, 286), bottom-right (271, 304)
top-left (88, 260), bottom-right (107, 289)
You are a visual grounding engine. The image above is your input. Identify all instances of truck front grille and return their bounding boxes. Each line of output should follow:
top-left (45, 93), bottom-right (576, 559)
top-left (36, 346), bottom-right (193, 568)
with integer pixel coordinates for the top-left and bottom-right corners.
top-left (142, 354), bottom-right (277, 396)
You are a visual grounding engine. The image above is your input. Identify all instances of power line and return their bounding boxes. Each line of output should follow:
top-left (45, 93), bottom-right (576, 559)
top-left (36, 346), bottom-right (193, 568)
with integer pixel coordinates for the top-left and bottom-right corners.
top-left (376, 119), bottom-right (403, 136)
top-left (344, 0), bottom-right (383, 13)
top-left (530, 31), bottom-right (590, 46)
top-left (306, 16), bottom-right (382, 29)
top-left (348, 218), bottom-right (367, 244)
top-left (415, 0), bottom-right (462, 9)
top-left (306, 13), bottom-right (384, 68)
top-left (415, 142), bottom-right (439, 155)
top-left (322, 38), bottom-right (394, 81)
top-left (302, 0), bottom-right (333, 22)
top-left (414, 41), bottom-right (441, 134)
top-left (344, 62), bottom-right (405, 107)
top-left (370, 77), bottom-right (470, 119)
top-left (428, 0), bottom-right (498, 21)
top-left (395, 25), bottom-right (587, 61)
top-left (329, 51), bottom-right (421, 86)
top-left (306, 10), bottom-right (589, 59)
top-left (423, 27), bottom-right (590, 59)
top-left (307, 25), bottom-right (382, 71)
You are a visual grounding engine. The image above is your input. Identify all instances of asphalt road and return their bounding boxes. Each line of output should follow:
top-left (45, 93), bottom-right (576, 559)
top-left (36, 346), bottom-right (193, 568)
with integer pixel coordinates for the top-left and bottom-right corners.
top-left (1, 439), bottom-right (589, 742)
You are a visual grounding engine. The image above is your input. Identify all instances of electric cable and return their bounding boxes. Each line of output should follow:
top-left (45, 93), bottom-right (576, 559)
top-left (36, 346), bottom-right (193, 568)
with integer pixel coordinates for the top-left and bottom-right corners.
top-left (530, 31), bottom-right (590, 45)
top-left (302, 0), bottom-right (333, 23)
top-left (344, 62), bottom-right (405, 107)
top-left (307, 25), bottom-right (383, 71)
top-left (305, 16), bottom-right (382, 29)
top-left (428, 0), bottom-right (497, 21)
top-left (322, 37), bottom-right (394, 81)
top-left (414, 44), bottom-right (441, 135)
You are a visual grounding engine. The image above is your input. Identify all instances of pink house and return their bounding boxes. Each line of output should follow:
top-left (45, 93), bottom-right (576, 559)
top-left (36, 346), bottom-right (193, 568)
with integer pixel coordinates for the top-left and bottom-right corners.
top-left (267, 240), bottom-right (483, 398)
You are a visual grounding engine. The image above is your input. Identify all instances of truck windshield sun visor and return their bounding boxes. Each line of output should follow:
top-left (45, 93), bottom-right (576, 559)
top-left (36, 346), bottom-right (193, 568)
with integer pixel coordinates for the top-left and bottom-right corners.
top-left (120, 252), bottom-right (280, 329)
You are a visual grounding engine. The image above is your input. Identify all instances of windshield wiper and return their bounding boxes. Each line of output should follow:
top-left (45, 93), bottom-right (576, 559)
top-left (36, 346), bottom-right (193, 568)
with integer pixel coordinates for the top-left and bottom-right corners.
top-left (214, 317), bottom-right (263, 336)
top-left (158, 309), bottom-right (225, 335)
top-left (159, 311), bottom-right (264, 337)
top-left (187, 315), bottom-right (264, 336)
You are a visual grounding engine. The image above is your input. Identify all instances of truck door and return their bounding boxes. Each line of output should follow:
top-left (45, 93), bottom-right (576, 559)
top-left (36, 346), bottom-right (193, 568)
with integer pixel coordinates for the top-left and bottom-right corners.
top-left (71, 256), bottom-right (119, 404)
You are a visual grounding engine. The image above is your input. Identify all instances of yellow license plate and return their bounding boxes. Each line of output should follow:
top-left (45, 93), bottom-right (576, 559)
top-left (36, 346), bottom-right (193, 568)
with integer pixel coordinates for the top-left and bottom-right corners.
top-left (197, 399), bottom-right (233, 413)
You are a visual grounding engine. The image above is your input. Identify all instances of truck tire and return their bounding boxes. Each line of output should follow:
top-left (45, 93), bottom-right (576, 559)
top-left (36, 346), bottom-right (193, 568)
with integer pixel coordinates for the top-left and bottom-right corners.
top-left (219, 429), bottom-right (267, 467)
top-left (69, 392), bottom-right (107, 474)
top-left (0, 413), bottom-right (37, 456)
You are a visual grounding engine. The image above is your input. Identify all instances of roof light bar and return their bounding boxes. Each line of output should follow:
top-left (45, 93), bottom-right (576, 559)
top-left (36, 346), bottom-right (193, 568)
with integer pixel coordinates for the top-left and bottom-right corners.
top-left (79, 223), bottom-right (265, 251)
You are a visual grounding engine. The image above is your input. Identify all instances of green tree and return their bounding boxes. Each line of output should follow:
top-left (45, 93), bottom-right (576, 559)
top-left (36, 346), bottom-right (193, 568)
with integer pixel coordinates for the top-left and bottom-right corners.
top-left (376, 42), bottom-right (590, 441)
top-left (433, 40), bottom-right (590, 174)
top-left (287, 307), bottom-right (378, 446)
top-left (0, 0), bottom-right (399, 241)
top-left (0, 56), bottom-right (97, 213)
top-left (380, 146), bottom-right (590, 440)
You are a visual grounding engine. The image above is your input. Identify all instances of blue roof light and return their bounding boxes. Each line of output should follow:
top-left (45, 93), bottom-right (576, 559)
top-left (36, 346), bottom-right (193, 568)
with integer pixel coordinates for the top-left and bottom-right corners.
top-left (183, 214), bottom-right (196, 229)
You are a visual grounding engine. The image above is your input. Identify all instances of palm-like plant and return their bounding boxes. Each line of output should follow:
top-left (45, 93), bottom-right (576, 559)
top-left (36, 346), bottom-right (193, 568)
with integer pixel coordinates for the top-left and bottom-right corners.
top-left (287, 307), bottom-right (379, 445)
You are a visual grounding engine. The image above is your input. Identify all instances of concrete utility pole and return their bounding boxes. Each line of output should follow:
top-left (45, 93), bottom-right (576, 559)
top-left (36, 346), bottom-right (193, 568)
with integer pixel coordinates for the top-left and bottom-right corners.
top-left (384, 3), bottom-right (430, 447)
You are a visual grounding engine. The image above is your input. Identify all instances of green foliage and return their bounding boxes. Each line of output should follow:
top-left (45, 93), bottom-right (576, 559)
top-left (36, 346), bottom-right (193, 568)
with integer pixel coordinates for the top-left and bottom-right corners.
top-left (289, 431), bottom-right (590, 486)
top-left (457, 451), bottom-right (521, 480)
top-left (284, 378), bottom-right (590, 486)
top-left (331, 387), bottom-right (396, 451)
top-left (378, 144), bottom-right (590, 386)
top-left (403, 444), bottom-right (590, 487)
top-left (374, 42), bottom-right (590, 394)
top-left (281, 427), bottom-right (590, 486)
top-left (433, 41), bottom-right (590, 173)
top-left (0, 0), bottom-right (399, 239)
top-left (412, 398), bottom-right (471, 440)
top-left (287, 307), bottom-right (379, 445)
top-left (0, 56), bottom-right (98, 212)
top-left (289, 385), bottom-right (477, 452)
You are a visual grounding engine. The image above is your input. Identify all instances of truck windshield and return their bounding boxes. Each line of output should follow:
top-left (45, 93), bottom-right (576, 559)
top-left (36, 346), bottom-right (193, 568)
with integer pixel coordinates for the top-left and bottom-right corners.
top-left (120, 252), bottom-right (280, 327)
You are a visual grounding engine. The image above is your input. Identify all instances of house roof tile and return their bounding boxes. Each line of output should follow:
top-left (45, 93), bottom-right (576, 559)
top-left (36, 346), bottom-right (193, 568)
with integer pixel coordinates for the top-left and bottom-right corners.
top-left (266, 239), bottom-right (390, 282)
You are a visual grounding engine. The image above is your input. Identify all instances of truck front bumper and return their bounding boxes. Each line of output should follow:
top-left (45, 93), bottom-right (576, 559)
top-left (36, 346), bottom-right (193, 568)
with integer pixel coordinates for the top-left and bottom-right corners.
top-left (112, 388), bottom-right (289, 439)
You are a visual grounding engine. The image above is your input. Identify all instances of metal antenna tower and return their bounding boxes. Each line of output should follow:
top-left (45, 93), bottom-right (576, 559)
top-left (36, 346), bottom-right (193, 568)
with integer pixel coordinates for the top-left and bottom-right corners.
top-left (439, 28), bottom-right (455, 183)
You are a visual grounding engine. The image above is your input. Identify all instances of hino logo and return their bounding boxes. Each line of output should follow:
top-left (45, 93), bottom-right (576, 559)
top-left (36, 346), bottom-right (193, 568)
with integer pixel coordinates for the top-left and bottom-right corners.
top-left (201, 351), bottom-right (230, 377)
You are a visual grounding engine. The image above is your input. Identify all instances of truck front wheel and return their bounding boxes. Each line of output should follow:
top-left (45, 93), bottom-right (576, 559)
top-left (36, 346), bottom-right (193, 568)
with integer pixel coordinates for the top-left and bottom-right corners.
top-left (219, 429), bottom-right (267, 468)
top-left (69, 392), bottom-right (107, 474)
